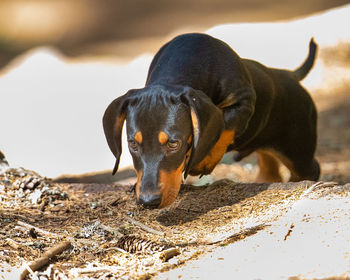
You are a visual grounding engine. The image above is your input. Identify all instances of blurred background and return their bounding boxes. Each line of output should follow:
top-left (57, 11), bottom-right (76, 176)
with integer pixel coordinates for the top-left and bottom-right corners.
top-left (0, 0), bottom-right (350, 181)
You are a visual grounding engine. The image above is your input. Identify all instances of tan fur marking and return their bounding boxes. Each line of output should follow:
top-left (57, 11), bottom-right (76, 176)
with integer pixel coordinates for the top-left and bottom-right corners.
top-left (271, 151), bottom-right (300, 182)
top-left (187, 134), bottom-right (193, 145)
top-left (257, 149), bottom-right (305, 182)
top-left (134, 131), bottom-right (143, 144)
top-left (256, 150), bottom-right (283, 183)
top-left (190, 109), bottom-right (199, 143)
top-left (158, 161), bottom-right (185, 208)
top-left (135, 169), bottom-right (143, 201)
top-left (158, 131), bottom-right (169, 145)
top-left (115, 113), bottom-right (126, 129)
top-left (109, 113), bottom-right (126, 156)
top-left (191, 130), bottom-right (235, 175)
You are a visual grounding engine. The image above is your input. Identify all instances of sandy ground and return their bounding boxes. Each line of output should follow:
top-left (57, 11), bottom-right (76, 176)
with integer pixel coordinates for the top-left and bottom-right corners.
top-left (157, 186), bottom-right (350, 279)
top-left (1, 171), bottom-right (349, 279)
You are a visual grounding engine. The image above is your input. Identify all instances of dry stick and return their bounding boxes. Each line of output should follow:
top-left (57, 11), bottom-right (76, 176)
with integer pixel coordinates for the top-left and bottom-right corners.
top-left (126, 216), bottom-right (164, 236)
top-left (5, 238), bottom-right (21, 250)
top-left (104, 246), bottom-right (128, 254)
top-left (96, 221), bottom-right (124, 238)
top-left (1, 213), bottom-right (36, 223)
top-left (159, 247), bottom-right (180, 262)
top-left (19, 241), bottom-right (72, 280)
top-left (79, 268), bottom-right (112, 275)
top-left (210, 223), bottom-right (268, 245)
top-left (17, 221), bottom-right (60, 238)
top-left (300, 181), bottom-right (337, 198)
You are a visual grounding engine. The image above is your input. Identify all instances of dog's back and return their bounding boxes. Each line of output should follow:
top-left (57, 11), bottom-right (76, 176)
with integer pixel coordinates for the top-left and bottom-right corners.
top-left (146, 33), bottom-right (252, 105)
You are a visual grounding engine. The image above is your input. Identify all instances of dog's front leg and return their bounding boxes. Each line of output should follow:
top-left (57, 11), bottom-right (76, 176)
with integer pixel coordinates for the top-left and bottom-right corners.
top-left (219, 87), bottom-right (256, 137)
top-left (189, 87), bottom-right (256, 176)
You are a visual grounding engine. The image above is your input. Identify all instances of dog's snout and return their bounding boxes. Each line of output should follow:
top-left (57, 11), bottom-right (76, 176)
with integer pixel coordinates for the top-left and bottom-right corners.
top-left (138, 193), bottom-right (162, 208)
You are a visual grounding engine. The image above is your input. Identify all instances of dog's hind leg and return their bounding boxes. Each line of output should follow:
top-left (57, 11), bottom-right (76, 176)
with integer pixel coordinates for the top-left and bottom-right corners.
top-left (279, 155), bottom-right (320, 182)
top-left (269, 140), bottom-right (320, 182)
top-left (256, 150), bottom-right (283, 183)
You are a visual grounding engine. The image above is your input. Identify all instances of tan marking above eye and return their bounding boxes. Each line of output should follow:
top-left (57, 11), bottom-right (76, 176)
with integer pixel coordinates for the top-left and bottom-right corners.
top-left (134, 131), bottom-right (143, 144)
top-left (158, 131), bottom-right (169, 145)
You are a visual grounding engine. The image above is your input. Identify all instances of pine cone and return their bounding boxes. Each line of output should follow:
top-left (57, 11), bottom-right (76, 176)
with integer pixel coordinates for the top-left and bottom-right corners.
top-left (116, 235), bottom-right (168, 253)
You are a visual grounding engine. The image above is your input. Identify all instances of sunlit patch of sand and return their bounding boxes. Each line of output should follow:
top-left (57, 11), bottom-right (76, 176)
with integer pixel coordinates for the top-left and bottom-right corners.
top-left (0, 47), bottom-right (152, 177)
top-left (158, 192), bottom-right (350, 279)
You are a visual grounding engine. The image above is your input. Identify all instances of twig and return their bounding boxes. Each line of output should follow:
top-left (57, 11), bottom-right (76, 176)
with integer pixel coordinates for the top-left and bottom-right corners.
top-left (19, 241), bottom-right (72, 280)
top-left (126, 216), bottom-right (164, 236)
top-left (95, 221), bottom-right (123, 238)
top-left (299, 181), bottom-right (323, 198)
top-left (159, 247), bottom-right (180, 262)
top-left (104, 246), bottom-right (128, 254)
top-left (6, 238), bottom-right (21, 250)
top-left (204, 223), bottom-right (268, 245)
top-left (175, 223), bottom-right (269, 247)
top-left (0, 213), bottom-right (36, 223)
top-left (300, 181), bottom-right (337, 199)
top-left (79, 267), bottom-right (112, 275)
top-left (15, 225), bottom-right (30, 234)
top-left (17, 221), bottom-right (60, 238)
top-left (175, 240), bottom-right (199, 247)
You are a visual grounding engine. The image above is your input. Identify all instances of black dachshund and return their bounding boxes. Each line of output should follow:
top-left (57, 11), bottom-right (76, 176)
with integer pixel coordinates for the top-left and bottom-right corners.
top-left (103, 33), bottom-right (319, 208)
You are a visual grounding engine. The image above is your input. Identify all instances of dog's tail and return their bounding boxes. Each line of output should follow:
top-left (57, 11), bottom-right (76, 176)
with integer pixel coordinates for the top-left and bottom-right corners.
top-left (293, 38), bottom-right (318, 81)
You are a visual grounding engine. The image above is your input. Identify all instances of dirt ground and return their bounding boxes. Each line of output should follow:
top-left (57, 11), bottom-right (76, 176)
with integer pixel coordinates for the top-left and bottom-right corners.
top-left (0, 167), bottom-right (322, 280)
top-left (1, 83), bottom-right (350, 279)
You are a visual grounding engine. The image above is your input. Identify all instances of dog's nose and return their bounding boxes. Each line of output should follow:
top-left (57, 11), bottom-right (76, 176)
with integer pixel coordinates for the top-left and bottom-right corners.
top-left (138, 193), bottom-right (162, 208)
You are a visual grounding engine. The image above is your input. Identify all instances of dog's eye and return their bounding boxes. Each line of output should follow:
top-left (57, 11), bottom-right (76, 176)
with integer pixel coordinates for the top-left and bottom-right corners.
top-left (167, 140), bottom-right (180, 151)
top-left (128, 140), bottom-right (138, 151)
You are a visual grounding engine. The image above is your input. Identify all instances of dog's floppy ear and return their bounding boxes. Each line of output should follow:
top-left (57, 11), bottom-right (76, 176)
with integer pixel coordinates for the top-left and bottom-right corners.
top-left (181, 88), bottom-right (224, 178)
top-left (103, 90), bottom-right (135, 175)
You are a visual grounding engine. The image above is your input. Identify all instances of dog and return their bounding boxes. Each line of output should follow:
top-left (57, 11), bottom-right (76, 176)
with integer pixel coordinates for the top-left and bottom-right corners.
top-left (103, 33), bottom-right (320, 208)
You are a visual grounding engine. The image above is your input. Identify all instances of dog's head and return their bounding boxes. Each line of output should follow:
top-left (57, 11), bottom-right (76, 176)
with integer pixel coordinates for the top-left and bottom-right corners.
top-left (103, 85), bottom-right (224, 208)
